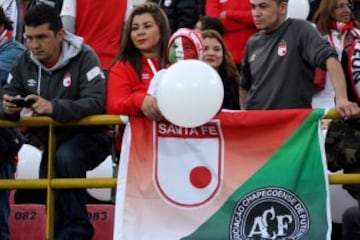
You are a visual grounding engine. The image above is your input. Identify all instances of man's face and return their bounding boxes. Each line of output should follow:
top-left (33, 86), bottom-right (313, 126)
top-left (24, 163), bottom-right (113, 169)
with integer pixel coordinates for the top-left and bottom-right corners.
top-left (250, 0), bottom-right (287, 32)
top-left (24, 23), bottom-right (64, 65)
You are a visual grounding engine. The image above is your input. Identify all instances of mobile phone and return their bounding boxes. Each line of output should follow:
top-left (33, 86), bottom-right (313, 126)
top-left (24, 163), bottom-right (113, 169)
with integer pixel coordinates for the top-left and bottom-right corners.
top-left (10, 98), bottom-right (35, 108)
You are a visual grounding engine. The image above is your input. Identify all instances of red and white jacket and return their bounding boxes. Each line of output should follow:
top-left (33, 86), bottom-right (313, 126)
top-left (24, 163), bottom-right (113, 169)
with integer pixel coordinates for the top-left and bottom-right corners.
top-left (106, 57), bottom-right (160, 116)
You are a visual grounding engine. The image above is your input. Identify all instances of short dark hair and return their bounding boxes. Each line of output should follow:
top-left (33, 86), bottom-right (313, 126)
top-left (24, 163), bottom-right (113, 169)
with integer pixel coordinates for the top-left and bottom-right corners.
top-left (25, 4), bottom-right (63, 32)
top-left (199, 16), bottom-right (224, 36)
top-left (112, 2), bottom-right (171, 77)
top-left (0, 7), bottom-right (13, 30)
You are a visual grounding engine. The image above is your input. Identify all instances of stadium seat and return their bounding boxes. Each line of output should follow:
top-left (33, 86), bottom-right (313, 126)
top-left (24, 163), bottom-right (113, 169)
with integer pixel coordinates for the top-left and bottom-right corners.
top-left (9, 204), bottom-right (46, 240)
top-left (87, 204), bottom-right (115, 240)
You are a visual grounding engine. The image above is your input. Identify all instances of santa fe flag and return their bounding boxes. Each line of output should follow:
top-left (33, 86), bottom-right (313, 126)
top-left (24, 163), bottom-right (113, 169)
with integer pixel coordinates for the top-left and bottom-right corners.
top-left (113, 109), bottom-right (331, 240)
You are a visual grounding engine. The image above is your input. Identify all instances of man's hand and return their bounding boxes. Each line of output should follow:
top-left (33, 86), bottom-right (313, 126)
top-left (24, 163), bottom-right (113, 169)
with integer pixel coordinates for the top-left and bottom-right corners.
top-left (25, 94), bottom-right (53, 115)
top-left (335, 98), bottom-right (360, 119)
top-left (141, 95), bottom-right (163, 121)
top-left (2, 94), bottom-right (23, 114)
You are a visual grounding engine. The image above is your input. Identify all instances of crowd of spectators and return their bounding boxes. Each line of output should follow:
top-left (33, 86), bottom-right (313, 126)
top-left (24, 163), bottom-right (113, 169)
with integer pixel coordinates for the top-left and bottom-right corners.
top-left (1, 0), bottom-right (360, 240)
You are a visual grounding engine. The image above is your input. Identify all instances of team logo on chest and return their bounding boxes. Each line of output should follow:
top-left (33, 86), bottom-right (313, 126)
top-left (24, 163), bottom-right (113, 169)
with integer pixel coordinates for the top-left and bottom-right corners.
top-left (277, 40), bottom-right (287, 57)
top-left (249, 53), bottom-right (257, 63)
top-left (63, 73), bottom-right (72, 87)
top-left (142, 73), bottom-right (151, 81)
top-left (26, 78), bottom-right (37, 87)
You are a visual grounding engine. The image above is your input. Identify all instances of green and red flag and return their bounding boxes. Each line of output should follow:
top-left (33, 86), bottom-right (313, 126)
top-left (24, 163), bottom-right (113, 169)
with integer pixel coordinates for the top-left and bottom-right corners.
top-left (114, 109), bottom-right (330, 240)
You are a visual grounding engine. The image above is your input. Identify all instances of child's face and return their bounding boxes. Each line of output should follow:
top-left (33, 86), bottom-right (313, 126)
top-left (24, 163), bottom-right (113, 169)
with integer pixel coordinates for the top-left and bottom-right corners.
top-left (169, 37), bottom-right (198, 64)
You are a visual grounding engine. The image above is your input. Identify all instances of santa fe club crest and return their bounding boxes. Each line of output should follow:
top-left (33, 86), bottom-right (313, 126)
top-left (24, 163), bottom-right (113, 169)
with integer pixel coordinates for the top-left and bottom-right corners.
top-left (277, 40), bottom-right (287, 57)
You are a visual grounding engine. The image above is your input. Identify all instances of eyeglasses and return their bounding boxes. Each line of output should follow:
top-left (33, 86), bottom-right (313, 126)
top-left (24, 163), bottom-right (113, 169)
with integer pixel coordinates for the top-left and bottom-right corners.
top-left (335, 3), bottom-right (353, 10)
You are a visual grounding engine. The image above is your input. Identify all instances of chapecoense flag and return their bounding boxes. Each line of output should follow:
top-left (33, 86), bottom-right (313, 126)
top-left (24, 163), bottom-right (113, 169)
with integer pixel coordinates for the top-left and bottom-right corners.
top-left (113, 109), bottom-right (330, 240)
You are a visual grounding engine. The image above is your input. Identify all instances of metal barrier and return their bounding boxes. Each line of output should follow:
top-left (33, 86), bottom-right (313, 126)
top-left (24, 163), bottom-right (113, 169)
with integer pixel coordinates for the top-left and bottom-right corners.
top-left (0, 110), bottom-right (359, 239)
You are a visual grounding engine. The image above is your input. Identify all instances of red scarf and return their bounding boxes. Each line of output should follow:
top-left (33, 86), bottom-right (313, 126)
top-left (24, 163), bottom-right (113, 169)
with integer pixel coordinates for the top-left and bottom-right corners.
top-left (331, 21), bottom-right (359, 47)
top-left (332, 21), bottom-right (355, 33)
top-left (0, 30), bottom-right (12, 47)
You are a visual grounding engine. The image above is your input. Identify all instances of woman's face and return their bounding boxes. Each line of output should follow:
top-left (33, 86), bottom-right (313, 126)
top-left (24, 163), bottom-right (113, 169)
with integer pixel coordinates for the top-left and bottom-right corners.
top-left (168, 37), bottom-right (198, 64)
top-left (130, 13), bottom-right (161, 58)
top-left (202, 37), bottom-right (223, 70)
top-left (334, 0), bottom-right (352, 23)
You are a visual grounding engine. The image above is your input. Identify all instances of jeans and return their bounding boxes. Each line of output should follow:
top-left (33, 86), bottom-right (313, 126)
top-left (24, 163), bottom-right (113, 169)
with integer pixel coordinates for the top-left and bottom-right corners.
top-left (39, 132), bottom-right (111, 240)
top-left (0, 163), bottom-right (15, 240)
top-left (342, 206), bottom-right (360, 240)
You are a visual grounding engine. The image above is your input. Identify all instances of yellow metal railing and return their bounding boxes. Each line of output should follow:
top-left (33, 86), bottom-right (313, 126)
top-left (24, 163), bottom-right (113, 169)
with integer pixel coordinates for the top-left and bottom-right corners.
top-left (0, 109), bottom-right (358, 239)
top-left (0, 115), bottom-right (122, 239)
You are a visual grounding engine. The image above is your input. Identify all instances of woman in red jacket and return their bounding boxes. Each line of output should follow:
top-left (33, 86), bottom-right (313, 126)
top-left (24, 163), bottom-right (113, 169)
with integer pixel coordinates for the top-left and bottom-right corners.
top-left (106, 2), bottom-right (171, 120)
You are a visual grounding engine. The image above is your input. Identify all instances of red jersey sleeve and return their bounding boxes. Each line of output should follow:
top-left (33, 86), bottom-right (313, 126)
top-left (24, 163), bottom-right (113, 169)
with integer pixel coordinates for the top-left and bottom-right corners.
top-left (106, 62), bottom-right (147, 116)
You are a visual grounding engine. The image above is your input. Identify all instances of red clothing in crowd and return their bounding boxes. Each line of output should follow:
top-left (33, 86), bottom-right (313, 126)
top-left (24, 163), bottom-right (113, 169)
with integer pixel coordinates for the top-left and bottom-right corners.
top-left (61, 0), bottom-right (126, 69)
top-left (106, 57), bottom-right (160, 116)
top-left (206, 0), bottom-right (257, 64)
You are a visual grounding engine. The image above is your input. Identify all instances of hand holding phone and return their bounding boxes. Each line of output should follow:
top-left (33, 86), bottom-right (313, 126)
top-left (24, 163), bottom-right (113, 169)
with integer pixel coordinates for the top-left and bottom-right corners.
top-left (10, 98), bottom-right (35, 108)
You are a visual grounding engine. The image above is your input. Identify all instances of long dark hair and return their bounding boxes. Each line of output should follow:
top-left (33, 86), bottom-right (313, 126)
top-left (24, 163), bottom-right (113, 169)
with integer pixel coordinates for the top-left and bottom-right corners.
top-left (110, 2), bottom-right (171, 79)
top-left (201, 30), bottom-right (240, 84)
